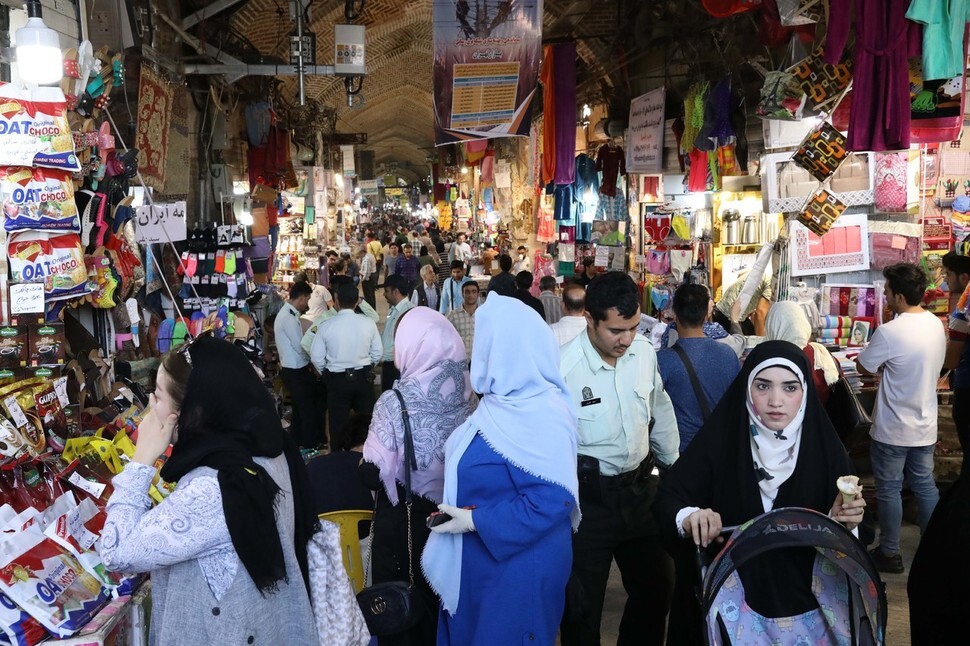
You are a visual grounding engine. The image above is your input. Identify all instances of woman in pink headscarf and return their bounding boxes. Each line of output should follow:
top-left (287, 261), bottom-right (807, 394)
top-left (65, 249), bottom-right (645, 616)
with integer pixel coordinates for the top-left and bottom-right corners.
top-left (361, 306), bottom-right (476, 646)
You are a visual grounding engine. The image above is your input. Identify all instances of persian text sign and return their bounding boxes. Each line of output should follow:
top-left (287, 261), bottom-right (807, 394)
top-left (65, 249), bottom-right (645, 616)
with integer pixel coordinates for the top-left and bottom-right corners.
top-left (432, 0), bottom-right (543, 144)
top-left (626, 88), bottom-right (666, 173)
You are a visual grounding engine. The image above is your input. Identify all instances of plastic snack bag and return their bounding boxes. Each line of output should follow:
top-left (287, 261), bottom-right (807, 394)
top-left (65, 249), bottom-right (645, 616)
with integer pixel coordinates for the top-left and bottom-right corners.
top-left (0, 85), bottom-right (79, 172)
top-left (44, 496), bottom-right (129, 593)
top-left (7, 231), bottom-right (89, 301)
top-left (0, 524), bottom-right (110, 638)
top-left (0, 167), bottom-right (79, 233)
top-left (0, 589), bottom-right (49, 646)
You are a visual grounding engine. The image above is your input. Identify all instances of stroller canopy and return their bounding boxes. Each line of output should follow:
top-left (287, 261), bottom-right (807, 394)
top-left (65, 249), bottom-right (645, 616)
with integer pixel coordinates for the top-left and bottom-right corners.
top-left (703, 507), bottom-right (887, 645)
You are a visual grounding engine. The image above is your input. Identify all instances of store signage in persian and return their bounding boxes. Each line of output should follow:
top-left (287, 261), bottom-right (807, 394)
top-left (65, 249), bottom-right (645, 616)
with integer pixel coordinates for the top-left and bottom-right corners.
top-left (133, 201), bottom-right (187, 244)
top-left (432, 0), bottom-right (543, 144)
top-left (626, 88), bottom-right (666, 173)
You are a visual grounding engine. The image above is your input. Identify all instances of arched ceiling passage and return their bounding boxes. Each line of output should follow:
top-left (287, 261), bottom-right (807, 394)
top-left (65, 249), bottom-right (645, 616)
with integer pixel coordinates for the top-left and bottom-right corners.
top-left (224, 0), bottom-right (623, 176)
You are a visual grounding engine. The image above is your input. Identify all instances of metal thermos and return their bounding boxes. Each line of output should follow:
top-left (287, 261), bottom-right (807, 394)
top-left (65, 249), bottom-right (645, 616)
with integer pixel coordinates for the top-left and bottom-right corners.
top-left (723, 209), bottom-right (740, 245)
top-left (741, 215), bottom-right (758, 244)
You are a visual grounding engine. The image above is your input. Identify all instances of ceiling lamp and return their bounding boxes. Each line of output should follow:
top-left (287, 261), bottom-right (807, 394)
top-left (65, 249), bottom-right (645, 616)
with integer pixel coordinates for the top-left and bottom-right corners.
top-left (15, 1), bottom-right (62, 85)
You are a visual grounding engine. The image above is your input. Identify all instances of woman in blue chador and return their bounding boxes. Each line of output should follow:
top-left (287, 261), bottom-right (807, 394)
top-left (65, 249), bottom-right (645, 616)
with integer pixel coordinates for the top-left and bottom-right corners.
top-left (422, 294), bottom-right (580, 645)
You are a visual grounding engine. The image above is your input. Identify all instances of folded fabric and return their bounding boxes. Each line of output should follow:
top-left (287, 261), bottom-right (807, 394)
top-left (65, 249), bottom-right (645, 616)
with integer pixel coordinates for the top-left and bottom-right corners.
top-left (820, 315), bottom-right (852, 328)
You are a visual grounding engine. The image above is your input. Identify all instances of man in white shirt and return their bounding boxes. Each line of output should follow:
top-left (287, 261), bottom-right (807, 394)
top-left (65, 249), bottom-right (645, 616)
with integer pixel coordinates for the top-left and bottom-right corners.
top-left (311, 282), bottom-right (382, 450)
top-left (448, 232), bottom-right (473, 269)
top-left (559, 272), bottom-right (678, 646)
top-left (360, 243), bottom-right (378, 309)
top-left (446, 281), bottom-right (480, 359)
top-left (379, 273), bottom-right (414, 392)
top-left (857, 263), bottom-right (946, 574)
top-left (551, 281), bottom-right (588, 346)
top-left (275, 281), bottom-right (324, 449)
top-left (439, 260), bottom-right (472, 314)
top-left (300, 275), bottom-right (378, 356)
top-left (512, 244), bottom-right (531, 274)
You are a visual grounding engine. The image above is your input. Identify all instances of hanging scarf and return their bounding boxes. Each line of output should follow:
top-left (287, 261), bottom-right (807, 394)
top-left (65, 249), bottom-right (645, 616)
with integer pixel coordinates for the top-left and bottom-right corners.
top-left (160, 337), bottom-right (318, 594)
top-left (422, 295), bottom-right (579, 615)
top-left (745, 356), bottom-right (808, 511)
top-left (765, 301), bottom-right (840, 386)
top-left (363, 307), bottom-right (474, 505)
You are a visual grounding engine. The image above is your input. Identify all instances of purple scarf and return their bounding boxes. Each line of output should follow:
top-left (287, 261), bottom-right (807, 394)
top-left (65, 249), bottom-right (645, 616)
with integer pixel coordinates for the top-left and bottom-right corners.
top-left (553, 42), bottom-right (577, 185)
top-left (363, 306), bottom-right (475, 504)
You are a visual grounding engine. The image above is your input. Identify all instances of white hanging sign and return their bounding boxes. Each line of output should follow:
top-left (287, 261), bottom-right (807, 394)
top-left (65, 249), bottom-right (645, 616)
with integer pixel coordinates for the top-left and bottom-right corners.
top-left (134, 201), bottom-right (187, 244)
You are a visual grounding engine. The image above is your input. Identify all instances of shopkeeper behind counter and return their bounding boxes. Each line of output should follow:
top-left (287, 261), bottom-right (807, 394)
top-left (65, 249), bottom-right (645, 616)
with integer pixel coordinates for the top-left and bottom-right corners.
top-left (712, 273), bottom-right (772, 337)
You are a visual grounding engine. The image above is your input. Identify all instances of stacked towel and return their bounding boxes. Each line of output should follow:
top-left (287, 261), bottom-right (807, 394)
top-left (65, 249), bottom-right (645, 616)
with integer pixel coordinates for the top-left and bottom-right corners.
top-left (820, 285), bottom-right (877, 318)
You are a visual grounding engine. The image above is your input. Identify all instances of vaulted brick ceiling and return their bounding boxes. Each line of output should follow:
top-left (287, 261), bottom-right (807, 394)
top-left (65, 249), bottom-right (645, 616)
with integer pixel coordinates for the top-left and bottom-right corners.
top-left (225, 0), bottom-right (621, 181)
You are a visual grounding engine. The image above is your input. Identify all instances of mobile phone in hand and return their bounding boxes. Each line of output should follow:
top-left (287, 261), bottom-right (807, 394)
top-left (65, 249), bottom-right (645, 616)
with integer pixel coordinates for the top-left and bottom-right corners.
top-left (426, 511), bottom-right (452, 528)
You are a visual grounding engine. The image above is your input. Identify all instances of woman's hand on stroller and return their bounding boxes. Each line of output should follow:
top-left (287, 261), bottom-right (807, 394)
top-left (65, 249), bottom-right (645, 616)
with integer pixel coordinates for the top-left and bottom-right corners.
top-left (829, 491), bottom-right (866, 531)
top-left (683, 508), bottom-right (723, 548)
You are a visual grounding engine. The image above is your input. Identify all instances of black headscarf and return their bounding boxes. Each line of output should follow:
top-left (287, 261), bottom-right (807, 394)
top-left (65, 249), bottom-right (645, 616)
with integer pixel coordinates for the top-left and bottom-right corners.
top-left (160, 337), bottom-right (319, 595)
top-left (654, 340), bottom-right (855, 619)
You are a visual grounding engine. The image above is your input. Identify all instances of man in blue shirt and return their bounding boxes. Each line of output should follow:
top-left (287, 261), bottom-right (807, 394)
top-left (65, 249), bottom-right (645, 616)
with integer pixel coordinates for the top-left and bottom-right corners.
top-left (658, 284), bottom-right (740, 453)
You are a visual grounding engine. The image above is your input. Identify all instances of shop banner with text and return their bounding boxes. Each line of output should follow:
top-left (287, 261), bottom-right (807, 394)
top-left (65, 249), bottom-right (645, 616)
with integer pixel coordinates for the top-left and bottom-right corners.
top-left (433, 0), bottom-right (543, 145)
top-left (626, 88), bottom-right (666, 173)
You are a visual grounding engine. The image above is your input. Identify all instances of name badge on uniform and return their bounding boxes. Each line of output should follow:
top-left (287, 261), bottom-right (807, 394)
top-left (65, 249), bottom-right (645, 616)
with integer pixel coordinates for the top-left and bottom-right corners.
top-left (580, 386), bottom-right (601, 407)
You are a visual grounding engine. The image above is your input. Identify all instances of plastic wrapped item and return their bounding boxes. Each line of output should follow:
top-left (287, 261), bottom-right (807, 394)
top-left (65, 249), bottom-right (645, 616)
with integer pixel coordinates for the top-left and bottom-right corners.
top-left (0, 85), bottom-right (79, 172)
top-left (0, 524), bottom-right (110, 638)
top-left (32, 385), bottom-right (67, 453)
top-left (0, 589), bottom-right (49, 645)
top-left (0, 168), bottom-right (79, 233)
top-left (44, 496), bottom-right (129, 593)
top-left (7, 232), bottom-right (89, 302)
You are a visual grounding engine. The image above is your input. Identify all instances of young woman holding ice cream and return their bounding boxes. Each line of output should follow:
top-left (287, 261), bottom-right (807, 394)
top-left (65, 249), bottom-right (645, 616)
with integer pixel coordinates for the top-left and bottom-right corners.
top-left (654, 341), bottom-right (866, 645)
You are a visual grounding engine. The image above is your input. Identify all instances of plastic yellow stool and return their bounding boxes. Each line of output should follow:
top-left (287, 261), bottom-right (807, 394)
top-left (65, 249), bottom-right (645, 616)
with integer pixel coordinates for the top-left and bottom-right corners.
top-left (319, 510), bottom-right (373, 594)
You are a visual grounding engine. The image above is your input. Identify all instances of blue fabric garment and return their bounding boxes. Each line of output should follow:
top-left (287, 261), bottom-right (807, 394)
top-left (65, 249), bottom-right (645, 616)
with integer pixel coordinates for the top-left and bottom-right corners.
top-left (659, 321), bottom-right (728, 349)
top-left (435, 434), bottom-right (573, 645)
top-left (553, 184), bottom-right (573, 221)
top-left (573, 153), bottom-right (599, 196)
top-left (657, 337), bottom-right (740, 453)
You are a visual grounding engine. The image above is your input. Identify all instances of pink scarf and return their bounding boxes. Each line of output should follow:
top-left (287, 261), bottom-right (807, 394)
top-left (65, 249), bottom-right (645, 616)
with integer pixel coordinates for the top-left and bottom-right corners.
top-left (363, 306), bottom-right (475, 504)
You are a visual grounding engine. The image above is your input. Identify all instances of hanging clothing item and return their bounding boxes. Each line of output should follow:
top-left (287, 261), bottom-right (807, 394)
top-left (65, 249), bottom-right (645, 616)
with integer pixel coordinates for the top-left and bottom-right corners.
top-left (595, 194), bottom-right (627, 221)
top-left (596, 144), bottom-right (626, 197)
top-left (907, 0), bottom-right (970, 81)
top-left (480, 149), bottom-right (496, 186)
top-left (464, 139), bottom-right (488, 164)
top-left (540, 46), bottom-right (557, 185)
top-left (671, 117), bottom-right (687, 172)
top-left (729, 87), bottom-right (749, 172)
top-left (553, 43), bottom-right (577, 185)
top-left (825, 0), bottom-right (920, 151)
top-left (708, 77), bottom-right (736, 144)
top-left (537, 193), bottom-right (556, 243)
top-left (687, 149), bottom-right (709, 192)
top-left (573, 153), bottom-right (599, 197)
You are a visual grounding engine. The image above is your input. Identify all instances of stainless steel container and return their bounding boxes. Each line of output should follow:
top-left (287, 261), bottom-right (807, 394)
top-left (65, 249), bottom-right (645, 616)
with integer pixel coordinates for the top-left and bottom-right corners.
top-left (723, 209), bottom-right (740, 245)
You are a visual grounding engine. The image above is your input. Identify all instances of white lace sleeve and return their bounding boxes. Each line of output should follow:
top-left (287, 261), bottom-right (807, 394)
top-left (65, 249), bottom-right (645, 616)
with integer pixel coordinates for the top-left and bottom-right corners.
top-left (101, 463), bottom-right (234, 575)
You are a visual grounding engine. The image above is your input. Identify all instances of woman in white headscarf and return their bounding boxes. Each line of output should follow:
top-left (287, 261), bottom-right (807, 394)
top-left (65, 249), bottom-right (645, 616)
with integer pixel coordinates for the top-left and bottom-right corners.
top-left (422, 295), bottom-right (580, 646)
top-left (764, 301), bottom-right (841, 404)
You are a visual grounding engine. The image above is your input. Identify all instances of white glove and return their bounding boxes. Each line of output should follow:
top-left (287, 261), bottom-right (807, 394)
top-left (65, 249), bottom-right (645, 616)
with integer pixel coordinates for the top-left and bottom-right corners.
top-left (430, 504), bottom-right (476, 534)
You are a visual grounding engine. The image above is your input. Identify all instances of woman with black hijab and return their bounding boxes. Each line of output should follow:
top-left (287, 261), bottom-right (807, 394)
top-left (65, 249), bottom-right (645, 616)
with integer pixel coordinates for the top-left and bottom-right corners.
top-left (654, 341), bottom-right (866, 644)
top-left (101, 336), bottom-right (321, 644)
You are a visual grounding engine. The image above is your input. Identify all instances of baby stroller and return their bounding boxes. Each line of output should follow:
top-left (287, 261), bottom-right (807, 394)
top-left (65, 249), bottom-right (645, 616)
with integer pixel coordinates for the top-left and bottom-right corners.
top-left (698, 508), bottom-right (887, 645)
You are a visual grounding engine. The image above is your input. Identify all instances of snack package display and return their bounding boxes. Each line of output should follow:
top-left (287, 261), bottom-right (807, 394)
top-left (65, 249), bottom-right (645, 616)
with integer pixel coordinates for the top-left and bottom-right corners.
top-left (0, 328), bottom-right (28, 370)
top-left (0, 168), bottom-right (79, 233)
top-left (0, 380), bottom-right (46, 457)
top-left (7, 232), bottom-right (88, 301)
top-left (44, 497), bottom-right (127, 593)
top-left (0, 85), bottom-right (79, 172)
top-left (0, 589), bottom-right (49, 646)
top-left (27, 323), bottom-right (65, 367)
top-left (0, 524), bottom-right (110, 638)
top-left (33, 385), bottom-right (67, 453)
top-left (0, 417), bottom-right (31, 460)
top-left (837, 475), bottom-right (861, 503)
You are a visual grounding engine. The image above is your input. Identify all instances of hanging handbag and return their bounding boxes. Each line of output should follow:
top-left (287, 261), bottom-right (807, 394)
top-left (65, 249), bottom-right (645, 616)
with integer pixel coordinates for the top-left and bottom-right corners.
top-left (825, 375), bottom-right (872, 447)
top-left (355, 388), bottom-right (423, 636)
top-left (798, 188), bottom-right (847, 237)
top-left (792, 121), bottom-right (849, 183)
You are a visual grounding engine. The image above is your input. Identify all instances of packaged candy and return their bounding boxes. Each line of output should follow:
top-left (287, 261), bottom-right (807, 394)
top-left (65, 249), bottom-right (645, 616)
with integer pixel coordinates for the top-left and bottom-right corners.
top-left (32, 386), bottom-right (66, 453)
top-left (7, 232), bottom-right (88, 302)
top-left (44, 496), bottom-right (127, 592)
top-left (55, 458), bottom-right (113, 510)
top-left (0, 524), bottom-right (110, 638)
top-left (0, 167), bottom-right (79, 233)
top-left (0, 85), bottom-right (79, 172)
top-left (0, 328), bottom-right (28, 371)
top-left (0, 589), bottom-right (49, 646)
top-left (0, 416), bottom-right (30, 461)
top-left (0, 380), bottom-right (46, 457)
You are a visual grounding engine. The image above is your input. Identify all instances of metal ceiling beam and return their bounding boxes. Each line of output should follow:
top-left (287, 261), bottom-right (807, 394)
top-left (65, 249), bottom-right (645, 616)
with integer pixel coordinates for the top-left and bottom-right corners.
top-left (182, 63), bottom-right (346, 78)
top-left (182, 0), bottom-right (248, 29)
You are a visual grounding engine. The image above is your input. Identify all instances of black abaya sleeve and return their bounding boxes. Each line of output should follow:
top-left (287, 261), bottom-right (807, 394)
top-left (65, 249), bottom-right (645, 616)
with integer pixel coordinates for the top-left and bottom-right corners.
top-left (652, 428), bottom-right (720, 547)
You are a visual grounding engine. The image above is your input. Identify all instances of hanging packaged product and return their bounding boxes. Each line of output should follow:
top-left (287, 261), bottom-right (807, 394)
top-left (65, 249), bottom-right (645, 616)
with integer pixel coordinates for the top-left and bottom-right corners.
top-left (0, 524), bottom-right (111, 638)
top-left (0, 167), bottom-right (79, 233)
top-left (8, 231), bottom-right (89, 301)
top-left (792, 121), bottom-right (849, 183)
top-left (0, 379), bottom-right (48, 457)
top-left (0, 85), bottom-right (79, 172)
top-left (798, 189), bottom-right (848, 237)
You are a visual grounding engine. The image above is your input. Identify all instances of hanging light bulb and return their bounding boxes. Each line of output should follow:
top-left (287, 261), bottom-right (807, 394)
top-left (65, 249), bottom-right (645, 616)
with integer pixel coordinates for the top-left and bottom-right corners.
top-left (15, 1), bottom-right (62, 85)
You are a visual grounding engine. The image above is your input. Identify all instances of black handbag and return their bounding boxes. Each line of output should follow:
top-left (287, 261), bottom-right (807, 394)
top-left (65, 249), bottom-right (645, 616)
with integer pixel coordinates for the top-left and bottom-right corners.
top-left (825, 375), bottom-right (872, 448)
top-left (356, 388), bottom-right (422, 636)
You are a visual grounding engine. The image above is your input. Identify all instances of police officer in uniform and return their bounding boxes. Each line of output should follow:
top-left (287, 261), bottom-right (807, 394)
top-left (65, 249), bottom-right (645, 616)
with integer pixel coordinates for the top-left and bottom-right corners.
top-left (559, 271), bottom-right (679, 646)
top-left (310, 281), bottom-right (382, 451)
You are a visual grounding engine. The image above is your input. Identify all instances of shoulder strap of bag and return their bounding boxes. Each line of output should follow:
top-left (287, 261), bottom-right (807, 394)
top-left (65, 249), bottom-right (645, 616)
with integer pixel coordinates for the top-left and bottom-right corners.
top-left (392, 387), bottom-right (417, 587)
top-left (672, 344), bottom-right (712, 420)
